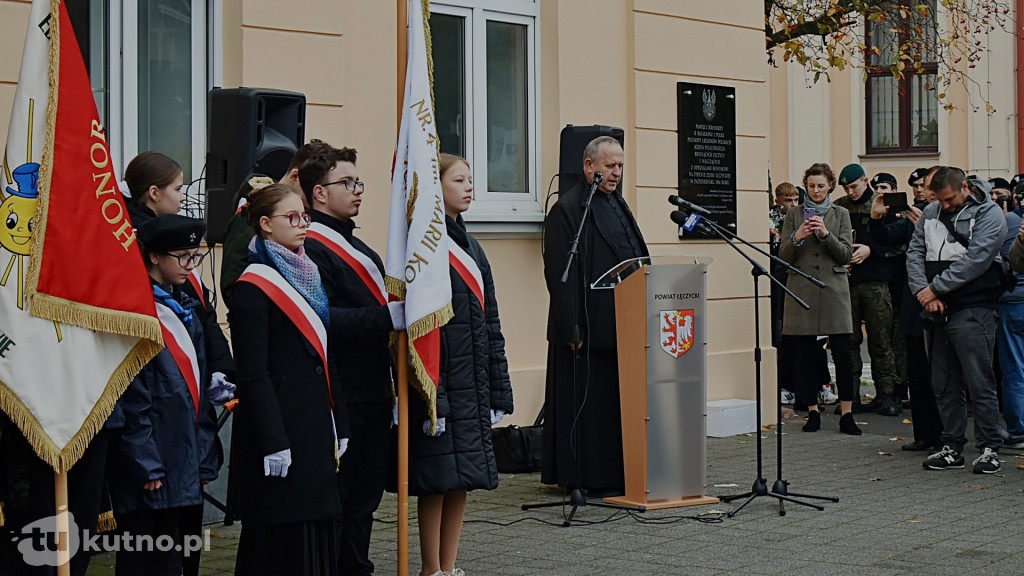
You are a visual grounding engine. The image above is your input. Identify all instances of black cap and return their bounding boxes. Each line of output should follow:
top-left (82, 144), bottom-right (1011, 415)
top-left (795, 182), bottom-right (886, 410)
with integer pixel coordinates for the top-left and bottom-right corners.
top-left (1010, 174), bottom-right (1024, 190)
top-left (870, 172), bottom-right (898, 189)
top-left (989, 177), bottom-right (1011, 192)
top-left (908, 167), bottom-right (929, 185)
top-left (138, 214), bottom-right (206, 252)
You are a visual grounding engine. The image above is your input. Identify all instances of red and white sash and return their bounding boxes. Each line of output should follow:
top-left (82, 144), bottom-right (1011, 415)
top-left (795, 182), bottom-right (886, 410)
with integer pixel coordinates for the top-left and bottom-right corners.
top-left (186, 270), bottom-right (206, 310)
top-left (235, 264), bottom-right (335, 410)
top-left (155, 301), bottom-right (201, 419)
top-left (449, 242), bottom-right (484, 313)
top-left (306, 222), bottom-right (388, 305)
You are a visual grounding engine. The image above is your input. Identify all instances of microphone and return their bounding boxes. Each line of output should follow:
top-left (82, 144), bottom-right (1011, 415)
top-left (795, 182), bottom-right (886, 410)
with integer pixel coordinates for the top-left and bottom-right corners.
top-left (670, 209), bottom-right (704, 232)
top-left (667, 195), bottom-right (711, 217)
top-left (593, 172), bottom-right (603, 184)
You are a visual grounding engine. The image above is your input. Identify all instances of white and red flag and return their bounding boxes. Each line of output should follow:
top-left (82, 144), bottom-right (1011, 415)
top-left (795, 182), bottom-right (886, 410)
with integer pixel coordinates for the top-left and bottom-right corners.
top-left (385, 0), bottom-right (452, 431)
top-left (0, 0), bottom-right (162, 473)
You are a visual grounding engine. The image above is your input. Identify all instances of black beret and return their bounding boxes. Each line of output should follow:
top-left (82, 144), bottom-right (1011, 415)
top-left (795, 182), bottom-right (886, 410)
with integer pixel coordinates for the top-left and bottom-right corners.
top-left (870, 172), bottom-right (898, 189)
top-left (908, 167), bottom-right (929, 185)
top-left (989, 177), bottom-right (1011, 191)
top-left (1010, 174), bottom-right (1024, 190)
top-left (138, 214), bottom-right (206, 252)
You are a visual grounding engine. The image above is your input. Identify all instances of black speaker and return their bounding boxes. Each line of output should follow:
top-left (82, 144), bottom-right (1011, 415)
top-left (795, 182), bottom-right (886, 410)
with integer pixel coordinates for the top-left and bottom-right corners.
top-left (205, 87), bottom-right (306, 243)
top-left (558, 124), bottom-right (625, 194)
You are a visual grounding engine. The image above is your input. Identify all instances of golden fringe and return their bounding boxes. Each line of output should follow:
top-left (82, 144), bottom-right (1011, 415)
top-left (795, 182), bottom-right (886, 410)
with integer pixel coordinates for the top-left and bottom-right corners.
top-left (96, 510), bottom-right (116, 533)
top-left (29, 294), bottom-right (163, 342)
top-left (421, 0), bottom-right (441, 161)
top-left (24, 0), bottom-right (62, 300)
top-left (385, 276), bottom-right (407, 300)
top-left (0, 337), bottom-right (161, 473)
top-left (405, 305), bottom-right (453, 434)
top-left (0, 501), bottom-right (5, 527)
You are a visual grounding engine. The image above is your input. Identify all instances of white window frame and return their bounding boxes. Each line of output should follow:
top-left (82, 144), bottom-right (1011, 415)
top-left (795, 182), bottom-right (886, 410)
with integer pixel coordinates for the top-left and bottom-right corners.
top-left (430, 0), bottom-right (542, 224)
top-left (105, 0), bottom-right (214, 209)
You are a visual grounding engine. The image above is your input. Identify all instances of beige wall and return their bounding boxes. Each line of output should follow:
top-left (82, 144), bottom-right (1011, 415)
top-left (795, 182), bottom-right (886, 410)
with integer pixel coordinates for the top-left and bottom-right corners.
top-left (0, 1), bottom-right (773, 426)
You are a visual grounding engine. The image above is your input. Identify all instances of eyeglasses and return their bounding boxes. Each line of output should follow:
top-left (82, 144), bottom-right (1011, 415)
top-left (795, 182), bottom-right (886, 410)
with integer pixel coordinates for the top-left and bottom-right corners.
top-left (268, 211), bottom-right (312, 227)
top-left (165, 250), bottom-right (208, 267)
top-left (322, 178), bottom-right (365, 192)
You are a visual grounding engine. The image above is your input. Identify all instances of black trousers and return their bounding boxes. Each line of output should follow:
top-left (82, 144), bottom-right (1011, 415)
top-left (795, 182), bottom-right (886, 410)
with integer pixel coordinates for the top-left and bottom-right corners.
top-left (907, 331), bottom-right (942, 444)
top-left (336, 401), bottom-right (391, 576)
top-left (0, 428), bottom-right (109, 576)
top-left (792, 334), bottom-right (854, 407)
top-left (114, 504), bottom-right (203, 576)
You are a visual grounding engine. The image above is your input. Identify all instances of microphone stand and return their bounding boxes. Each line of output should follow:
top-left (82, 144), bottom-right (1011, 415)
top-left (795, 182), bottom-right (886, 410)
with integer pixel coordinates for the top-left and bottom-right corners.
top-left (524, 175), bottom-right (642, 525)
top-left (689, 213), bottom-right (838, 517)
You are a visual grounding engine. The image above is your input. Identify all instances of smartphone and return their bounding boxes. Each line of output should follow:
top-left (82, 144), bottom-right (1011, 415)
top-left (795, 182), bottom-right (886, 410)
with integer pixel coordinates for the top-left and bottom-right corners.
top-left (803, 207), bottom-right (816, 222)
top-left (883, 192), bottom-right (910, 212)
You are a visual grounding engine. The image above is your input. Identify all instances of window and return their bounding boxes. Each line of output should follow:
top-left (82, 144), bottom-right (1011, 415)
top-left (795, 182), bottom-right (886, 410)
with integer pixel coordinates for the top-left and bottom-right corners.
top-left (429, 1), bottom-right (541, 222)
top-left (68, 0), bottom-right (215, 217)
top-left (864, 2), bottom-right (939, 154)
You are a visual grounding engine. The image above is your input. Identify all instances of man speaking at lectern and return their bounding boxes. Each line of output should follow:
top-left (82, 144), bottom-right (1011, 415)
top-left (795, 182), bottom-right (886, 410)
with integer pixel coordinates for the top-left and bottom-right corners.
top-left (542, 136), bottom-right (649, 495)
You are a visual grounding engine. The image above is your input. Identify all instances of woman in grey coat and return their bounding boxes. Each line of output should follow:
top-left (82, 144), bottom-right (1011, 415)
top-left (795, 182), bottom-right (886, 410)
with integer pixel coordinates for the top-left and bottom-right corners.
top-left (780, 163), bottom-right (860, 435)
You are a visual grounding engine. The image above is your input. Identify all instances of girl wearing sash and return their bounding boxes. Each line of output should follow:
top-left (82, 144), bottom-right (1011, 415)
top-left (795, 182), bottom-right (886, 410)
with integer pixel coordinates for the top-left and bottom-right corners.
top-left (229, 184), bottom-right (345, 575)
top-left (108, 215), bottom-right (220, 576)
top-left (412, 154), bottom-right (514, 576)
top-left (122, 151), bottom-right (237, 407)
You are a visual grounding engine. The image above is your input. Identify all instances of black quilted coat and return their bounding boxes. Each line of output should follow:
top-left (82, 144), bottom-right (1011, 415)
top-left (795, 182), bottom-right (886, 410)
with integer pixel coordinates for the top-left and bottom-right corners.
top-left (407, 215), bottom-right (514, 495)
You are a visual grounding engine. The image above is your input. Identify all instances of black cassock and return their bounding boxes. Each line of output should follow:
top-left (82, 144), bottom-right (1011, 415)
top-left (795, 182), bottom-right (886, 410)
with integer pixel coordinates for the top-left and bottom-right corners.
top-left (542, 180), bottom-right (648, 492)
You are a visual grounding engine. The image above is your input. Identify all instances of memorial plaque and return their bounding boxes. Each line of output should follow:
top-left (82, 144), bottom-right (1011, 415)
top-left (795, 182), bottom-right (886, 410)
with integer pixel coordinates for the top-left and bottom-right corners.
top-left (676, 83), bottom-right (737, 240)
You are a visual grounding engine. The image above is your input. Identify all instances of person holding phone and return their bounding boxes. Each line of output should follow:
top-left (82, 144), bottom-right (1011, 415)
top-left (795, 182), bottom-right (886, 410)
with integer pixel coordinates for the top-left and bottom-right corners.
top-left (779, 163), bottom-right (861, 435)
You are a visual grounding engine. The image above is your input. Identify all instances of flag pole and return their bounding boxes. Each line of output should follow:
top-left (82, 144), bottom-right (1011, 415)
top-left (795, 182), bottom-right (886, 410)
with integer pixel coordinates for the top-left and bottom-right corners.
top-left (55, 471), bottom-right (70, 575)
top-left (396, 2), bottom-right (410, 576)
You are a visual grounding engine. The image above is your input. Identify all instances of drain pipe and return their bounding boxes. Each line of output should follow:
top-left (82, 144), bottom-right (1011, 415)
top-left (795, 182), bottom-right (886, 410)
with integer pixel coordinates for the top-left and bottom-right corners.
top-left (1017, 0), bottom-right (1024, 171)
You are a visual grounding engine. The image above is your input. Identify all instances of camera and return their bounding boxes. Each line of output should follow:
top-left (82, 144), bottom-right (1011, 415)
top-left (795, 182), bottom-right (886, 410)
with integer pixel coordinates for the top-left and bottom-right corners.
top-left (920, 309), bottom-right (947, 330)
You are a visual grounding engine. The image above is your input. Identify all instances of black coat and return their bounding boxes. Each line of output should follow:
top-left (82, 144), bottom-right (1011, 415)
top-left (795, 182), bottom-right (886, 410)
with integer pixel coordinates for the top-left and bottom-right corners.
top-left (228, 279), bottom-right (345, 525)
top-left (543, 181), bottom-right (649, 349)
top-left (305, 211), bottom-right (394, 405)
top-left (407, 216), bottom-right (513, 496)
top-left (107, 292), bottom-right (220, 515)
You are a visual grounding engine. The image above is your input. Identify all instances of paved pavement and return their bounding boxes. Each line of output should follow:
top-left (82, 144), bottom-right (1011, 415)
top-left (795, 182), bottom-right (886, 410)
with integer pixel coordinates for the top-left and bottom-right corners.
top-left (84, 407), bottom-right (1024, 576)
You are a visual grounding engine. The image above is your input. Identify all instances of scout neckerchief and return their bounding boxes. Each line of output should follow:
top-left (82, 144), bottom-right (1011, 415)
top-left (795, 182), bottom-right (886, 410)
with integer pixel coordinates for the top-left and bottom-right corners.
top-left (154, 289), bottom-right (200, 418)
top-left (448, 241), bottom-right (484, 313)
top-left (306, 222), bottom-right (388, 305)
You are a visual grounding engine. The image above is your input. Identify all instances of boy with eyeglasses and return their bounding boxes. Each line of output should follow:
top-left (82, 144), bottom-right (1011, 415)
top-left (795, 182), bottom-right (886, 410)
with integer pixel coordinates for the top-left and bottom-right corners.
top-left (300, 144), bottom-right (404, 576)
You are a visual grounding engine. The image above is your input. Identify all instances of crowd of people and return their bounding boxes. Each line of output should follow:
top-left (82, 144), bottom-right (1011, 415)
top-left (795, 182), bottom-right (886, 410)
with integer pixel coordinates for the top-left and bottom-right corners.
top-left (770, 162), bottom-right (1024, 474)
top-left (0, 141), bottom-right (514, 576)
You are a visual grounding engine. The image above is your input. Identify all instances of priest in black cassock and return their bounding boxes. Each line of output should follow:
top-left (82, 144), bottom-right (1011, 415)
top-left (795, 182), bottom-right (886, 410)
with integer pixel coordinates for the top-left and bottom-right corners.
top-left (542, 136), bottom-right (649, 495)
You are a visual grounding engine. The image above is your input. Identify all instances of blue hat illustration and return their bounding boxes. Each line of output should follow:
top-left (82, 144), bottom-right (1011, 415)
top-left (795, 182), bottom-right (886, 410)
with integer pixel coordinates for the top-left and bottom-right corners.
top-left (7, 163), bottom-right (40, 199)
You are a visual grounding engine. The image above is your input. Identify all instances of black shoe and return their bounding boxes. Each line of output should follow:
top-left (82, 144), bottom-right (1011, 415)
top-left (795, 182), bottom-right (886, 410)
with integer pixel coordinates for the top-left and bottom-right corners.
top-left (923, 445), bottom-right (965, 470)
top-left (839, 413), bottom-right (862, 435)
top-left (878, 395), bottom-right (901, 416)
top-left (901, 440), bottom-right (938, 452)
top-left (861, 397), bottom-right (882, 412)
top-left (803, 410), bottom-right (821, 432)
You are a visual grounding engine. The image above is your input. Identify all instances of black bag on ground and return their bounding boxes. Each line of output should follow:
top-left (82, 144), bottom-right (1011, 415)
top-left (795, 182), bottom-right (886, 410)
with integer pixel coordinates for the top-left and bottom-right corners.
top-left (492, 411), bottom-right (543, 473)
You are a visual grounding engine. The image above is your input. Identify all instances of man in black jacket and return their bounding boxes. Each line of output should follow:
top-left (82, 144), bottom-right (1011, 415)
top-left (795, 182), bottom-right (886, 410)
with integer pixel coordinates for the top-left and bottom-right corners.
top-left (300, 145), bottom-right (404, 576)
top-left (542, 136), bottom-right (648, 495)
top-left (836, 164), bottom-right (902, 415)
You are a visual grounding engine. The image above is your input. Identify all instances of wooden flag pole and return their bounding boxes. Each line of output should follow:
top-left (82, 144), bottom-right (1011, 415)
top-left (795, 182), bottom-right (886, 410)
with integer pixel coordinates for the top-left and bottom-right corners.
top-left (55, 471), bottom-right (70, 575)
top-left (396, 3), bottom-right (410, 576)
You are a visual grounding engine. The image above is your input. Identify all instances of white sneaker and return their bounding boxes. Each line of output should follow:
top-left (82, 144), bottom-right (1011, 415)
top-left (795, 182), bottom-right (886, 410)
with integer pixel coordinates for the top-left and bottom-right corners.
top-left (451, 570), bottom-right (466, 576)
top-left (819, 384), bottom-right (838, 404)
top-left (780, 389), bottom-right (795, 405)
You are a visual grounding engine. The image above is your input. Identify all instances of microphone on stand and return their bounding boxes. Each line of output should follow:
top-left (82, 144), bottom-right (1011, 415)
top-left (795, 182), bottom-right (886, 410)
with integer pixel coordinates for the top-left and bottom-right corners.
top-left (670, 209), bottom-right (704, 232)
top-left (667, 195), bottom-right (711, 217)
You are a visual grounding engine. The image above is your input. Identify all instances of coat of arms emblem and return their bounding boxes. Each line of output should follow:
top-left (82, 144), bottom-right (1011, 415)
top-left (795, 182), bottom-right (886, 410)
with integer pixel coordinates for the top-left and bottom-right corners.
top-left (702, 89), bottom-right (716, 121)
top-left (660, 309), bottom-right (695, 359)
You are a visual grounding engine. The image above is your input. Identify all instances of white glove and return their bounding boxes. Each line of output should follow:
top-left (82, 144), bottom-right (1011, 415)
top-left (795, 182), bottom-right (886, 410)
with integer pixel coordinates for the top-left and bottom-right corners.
top-left (422, 417), bottom-right (446, 437)
top-left (387, 301), bottom-right (406, 330)
top-left (208, 372), bottom-right (236, 406)
top-left (390, 402), bottom-right (399, 428)
top-left (337, 438), bottom-right (349, 459)
top-left (490, 409), bottom-right (505, 426)
top-left (263, 448), bottom-right (292, 477)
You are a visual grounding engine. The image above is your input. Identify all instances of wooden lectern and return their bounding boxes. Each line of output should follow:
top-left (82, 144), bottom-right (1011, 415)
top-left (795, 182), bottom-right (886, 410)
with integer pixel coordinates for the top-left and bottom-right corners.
top-left (597, 259), bottom-right (718, 510)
